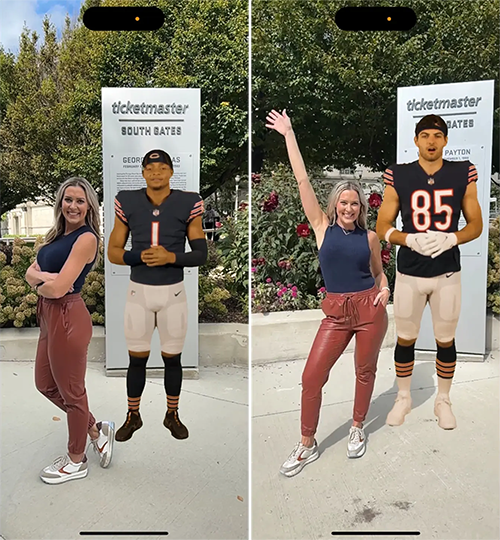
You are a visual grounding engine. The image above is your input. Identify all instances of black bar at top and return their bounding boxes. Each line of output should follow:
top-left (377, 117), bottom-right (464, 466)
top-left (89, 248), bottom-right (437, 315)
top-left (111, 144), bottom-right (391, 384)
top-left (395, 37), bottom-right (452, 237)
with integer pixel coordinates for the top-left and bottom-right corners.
top-left (335, 7), bottom-right (417, 31)
top-left (83, 7), bottom-right (164, 31)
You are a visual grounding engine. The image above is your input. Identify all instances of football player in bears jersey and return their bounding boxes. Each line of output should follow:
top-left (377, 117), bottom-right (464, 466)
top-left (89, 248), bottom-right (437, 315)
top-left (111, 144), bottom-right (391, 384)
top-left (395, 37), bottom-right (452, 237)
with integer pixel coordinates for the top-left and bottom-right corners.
top-left (108, 149), bottom-right (207, 441)
top-left (376, 114), bottom-right (483, 430)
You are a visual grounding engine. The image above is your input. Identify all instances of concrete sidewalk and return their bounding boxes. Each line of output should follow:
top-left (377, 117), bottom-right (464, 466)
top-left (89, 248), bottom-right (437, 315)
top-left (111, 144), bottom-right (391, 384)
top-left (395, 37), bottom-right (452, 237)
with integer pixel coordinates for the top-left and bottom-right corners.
top-left (252, 349), bottom-right (499, 540)
top-left (1, 363), bottom-right (248, 540)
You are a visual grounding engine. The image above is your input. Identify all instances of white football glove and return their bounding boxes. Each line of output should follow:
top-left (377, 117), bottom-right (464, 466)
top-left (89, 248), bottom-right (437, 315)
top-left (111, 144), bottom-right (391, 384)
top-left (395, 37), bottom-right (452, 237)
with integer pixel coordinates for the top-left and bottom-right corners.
top-left (405, 233), bottom-right (435, 256)
top-left (425, 231), bottom-right (458, 258)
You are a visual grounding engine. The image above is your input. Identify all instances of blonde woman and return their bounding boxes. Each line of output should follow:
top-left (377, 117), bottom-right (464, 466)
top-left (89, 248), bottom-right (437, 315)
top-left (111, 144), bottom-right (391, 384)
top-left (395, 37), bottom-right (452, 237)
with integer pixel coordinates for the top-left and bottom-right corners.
top-left (266, 110), bottom-right (389, 475)
top-left (25, 177), bottom-right (115, 484)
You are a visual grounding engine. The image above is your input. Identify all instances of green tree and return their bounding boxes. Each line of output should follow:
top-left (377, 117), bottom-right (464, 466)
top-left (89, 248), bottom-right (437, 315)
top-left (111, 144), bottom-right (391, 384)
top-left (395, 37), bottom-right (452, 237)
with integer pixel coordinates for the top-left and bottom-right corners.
top-left (0, 19), bottom-right (64, 215)
top-left (0, 0), bottom-right (248, 215)
top-left (253, 0), bottom-right (499, 173)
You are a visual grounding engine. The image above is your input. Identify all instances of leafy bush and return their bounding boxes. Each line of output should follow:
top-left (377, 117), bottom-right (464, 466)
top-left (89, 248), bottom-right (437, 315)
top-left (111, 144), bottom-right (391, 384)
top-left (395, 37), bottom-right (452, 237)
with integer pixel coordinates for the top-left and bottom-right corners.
top-left (212, 205), bottom-right (249, 322)
top-left (218, 206), bottom-right (249, 298)
top-left (487, 216), bottom-right (500, 314)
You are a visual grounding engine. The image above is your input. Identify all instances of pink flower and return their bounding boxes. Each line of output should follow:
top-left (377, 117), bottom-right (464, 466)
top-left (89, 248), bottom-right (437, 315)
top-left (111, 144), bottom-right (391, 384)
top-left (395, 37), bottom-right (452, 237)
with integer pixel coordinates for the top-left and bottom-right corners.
top-left (276, 281), bottom-right (281, 286)
top-left (386, 243), bottom-right (392, 250)
top-left (292, 286), bottom-right (298, 292)
top-left (319, 286), bottom-right (326, 293)
top-left (263, 191), bottom-right (279, 212)
top-left (369, 193), bottom-right (382, 209)
top-left (266, 277), bottom-right (272, 283)
top-left (251, 267), bottom-right (257, 273)
top-left (291, 291), bottom-right (297, 298)
top-left (251, 173), bottom-right (262, 185)
top-left (287, 283), bottom-right (292, 288)
top-left (296, 223), bottom-right (310, 238)
top-left (277, 290), bottom-right (283, 297)
top-left (215, 221), bottom-right (222, 228)
top-left (381, 249), bottom-right (391, 265)
top-left (278, 259), bottom-right (292, 270)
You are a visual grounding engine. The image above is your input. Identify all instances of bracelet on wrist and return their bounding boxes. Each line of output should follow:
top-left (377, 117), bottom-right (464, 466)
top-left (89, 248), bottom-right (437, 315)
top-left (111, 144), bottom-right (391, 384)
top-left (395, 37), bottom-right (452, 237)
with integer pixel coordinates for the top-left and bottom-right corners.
top-left (381, 286), bottom-right (390, 292)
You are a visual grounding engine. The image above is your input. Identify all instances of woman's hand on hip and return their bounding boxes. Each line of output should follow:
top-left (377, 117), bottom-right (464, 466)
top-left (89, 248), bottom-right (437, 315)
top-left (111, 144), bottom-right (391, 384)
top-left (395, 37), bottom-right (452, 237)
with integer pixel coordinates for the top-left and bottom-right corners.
top-left (265, 109), bottom-right (292, 137)
top-left (374, 289), bottom-right (390, 307)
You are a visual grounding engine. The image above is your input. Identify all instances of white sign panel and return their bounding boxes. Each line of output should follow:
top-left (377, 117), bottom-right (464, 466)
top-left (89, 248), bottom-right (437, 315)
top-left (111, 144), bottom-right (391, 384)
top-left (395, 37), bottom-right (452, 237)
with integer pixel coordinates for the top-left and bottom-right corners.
top-left (397, 80), bottom-right (494, 356)
top-left (102, 88), bottom-right (201, 369)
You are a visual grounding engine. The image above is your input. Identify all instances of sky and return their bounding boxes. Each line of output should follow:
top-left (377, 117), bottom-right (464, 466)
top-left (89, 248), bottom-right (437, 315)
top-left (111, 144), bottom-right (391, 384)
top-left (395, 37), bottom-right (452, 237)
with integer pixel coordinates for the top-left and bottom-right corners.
top-left (0, 0), bottom-right (83, 54)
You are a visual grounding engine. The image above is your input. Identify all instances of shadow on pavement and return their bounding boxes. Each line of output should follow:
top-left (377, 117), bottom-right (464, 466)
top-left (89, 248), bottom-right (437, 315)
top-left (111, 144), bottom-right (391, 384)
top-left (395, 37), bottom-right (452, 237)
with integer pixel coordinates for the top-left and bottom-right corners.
top-left (318, 362), bottom-right (436, 455)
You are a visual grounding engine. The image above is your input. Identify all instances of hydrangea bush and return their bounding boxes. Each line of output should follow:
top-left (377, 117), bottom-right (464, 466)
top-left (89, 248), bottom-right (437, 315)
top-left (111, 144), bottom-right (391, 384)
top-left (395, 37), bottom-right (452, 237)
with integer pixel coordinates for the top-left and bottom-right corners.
top-left (0, 237), bottom-right (106, 328)
top-left (199, 238), bottom-right (248, 323)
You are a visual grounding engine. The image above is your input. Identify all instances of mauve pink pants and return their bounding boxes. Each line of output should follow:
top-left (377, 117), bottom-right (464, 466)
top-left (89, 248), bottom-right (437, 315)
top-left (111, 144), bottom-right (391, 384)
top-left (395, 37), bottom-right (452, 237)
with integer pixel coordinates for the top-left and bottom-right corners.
top-left (301, 285), bottom-right (388, 436)
top-left (35, 294), bottom-right (96, 455)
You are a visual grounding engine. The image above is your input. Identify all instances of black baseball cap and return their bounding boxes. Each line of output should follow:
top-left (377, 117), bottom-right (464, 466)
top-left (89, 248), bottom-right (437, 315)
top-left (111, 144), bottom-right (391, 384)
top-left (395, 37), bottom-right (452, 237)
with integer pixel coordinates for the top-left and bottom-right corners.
top-left (142, 149), bottom-right (173, 168)
top-left (415, 115), bottom-right (448, 137)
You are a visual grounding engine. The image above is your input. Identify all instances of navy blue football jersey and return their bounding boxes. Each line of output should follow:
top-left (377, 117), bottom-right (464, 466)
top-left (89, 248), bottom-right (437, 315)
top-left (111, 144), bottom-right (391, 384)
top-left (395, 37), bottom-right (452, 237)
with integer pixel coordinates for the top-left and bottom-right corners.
top-left (114, 188), bottom-right (204, 285)
top-left (383, 159), bottom-right (478, 277)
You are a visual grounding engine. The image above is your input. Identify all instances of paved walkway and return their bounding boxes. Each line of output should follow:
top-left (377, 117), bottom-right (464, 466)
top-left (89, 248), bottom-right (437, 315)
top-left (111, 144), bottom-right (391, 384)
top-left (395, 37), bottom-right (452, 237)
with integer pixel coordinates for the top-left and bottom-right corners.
top-left (252, 348), bottom-right (499, 540)
top-left (1, 363), bottom-right (248, 540)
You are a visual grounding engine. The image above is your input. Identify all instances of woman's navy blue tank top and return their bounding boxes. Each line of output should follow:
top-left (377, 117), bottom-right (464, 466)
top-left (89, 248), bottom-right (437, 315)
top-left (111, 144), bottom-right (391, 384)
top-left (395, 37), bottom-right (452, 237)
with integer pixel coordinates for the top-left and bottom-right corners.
top-left (318, 223), bottom-right (375, 293)
top-left (37, 225), bottom-right (97, 294)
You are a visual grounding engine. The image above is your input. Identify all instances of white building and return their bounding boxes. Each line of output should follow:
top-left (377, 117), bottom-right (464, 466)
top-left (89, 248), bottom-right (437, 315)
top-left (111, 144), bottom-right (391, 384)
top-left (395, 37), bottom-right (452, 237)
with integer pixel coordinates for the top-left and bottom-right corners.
top-left (1, 199), bottom-right (105, 238)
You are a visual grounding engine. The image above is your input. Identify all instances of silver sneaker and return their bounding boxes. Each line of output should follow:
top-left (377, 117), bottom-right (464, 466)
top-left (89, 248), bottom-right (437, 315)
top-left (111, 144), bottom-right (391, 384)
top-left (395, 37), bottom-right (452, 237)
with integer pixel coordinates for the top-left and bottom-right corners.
top-left (347, 426), bottom-right (366, 458)
top-left (40, 454), bottom-right (88, 484)
top-left (279, 440), bottom-right (319, 477)
top-left (90, 420), bottom-right (115, 468)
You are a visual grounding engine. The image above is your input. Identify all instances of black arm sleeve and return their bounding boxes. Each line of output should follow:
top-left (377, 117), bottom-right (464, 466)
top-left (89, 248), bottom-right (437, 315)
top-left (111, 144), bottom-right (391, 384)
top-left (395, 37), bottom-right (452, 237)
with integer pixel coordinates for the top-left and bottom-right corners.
top-left (123, 250), bottom-right (144, 266)
top-left (173, 238), bottom-right (208, 267)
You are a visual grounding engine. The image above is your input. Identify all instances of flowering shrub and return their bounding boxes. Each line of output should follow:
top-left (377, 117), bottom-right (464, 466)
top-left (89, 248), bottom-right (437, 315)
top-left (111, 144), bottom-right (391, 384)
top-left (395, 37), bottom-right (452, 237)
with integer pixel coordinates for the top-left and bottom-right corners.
top-left (251, 166), bottom-right (328, 301)
top-left (296, 223), bottom-right (311, 237)
top-left (368, 193), bottom-right (382, 209)
top-left (199, 269), bottom-right (232, 319)
top-left (199, 240), bottom-right (247, 323)
top-left (252, 166), bottom-right (397, 312)
top-left (0, 237), bottom-right (105, 327)
top-left (252, 278), bottom-right (325, 312)
top-left (263, 190), bottom-right (279, 212)
top-left (81, 269), bottom-right (105, 325)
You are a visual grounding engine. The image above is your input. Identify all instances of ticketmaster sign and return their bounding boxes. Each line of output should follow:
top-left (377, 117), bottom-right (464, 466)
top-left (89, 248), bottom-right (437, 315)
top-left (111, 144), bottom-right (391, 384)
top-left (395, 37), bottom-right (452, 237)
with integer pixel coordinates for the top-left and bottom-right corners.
top-left (397, 80), bottom-right (494, 356)
top-left (102, 88), bottom-right (201, 371)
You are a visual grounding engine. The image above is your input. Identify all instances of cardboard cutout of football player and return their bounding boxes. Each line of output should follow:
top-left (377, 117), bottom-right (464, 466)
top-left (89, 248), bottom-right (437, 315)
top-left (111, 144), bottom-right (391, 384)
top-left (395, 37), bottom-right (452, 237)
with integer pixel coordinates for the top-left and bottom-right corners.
top-left (108, 150), bottom-right (207, 442)
top-left (376, 115), bottom-right (483, 430)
